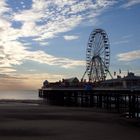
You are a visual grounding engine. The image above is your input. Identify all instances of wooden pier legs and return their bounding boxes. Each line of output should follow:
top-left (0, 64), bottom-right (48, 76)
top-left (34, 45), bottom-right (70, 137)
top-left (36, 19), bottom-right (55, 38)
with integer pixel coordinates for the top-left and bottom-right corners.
top-left (39, 89), bottom-right (140, 119)
top-left (128, 95), bottom-right (136, 118)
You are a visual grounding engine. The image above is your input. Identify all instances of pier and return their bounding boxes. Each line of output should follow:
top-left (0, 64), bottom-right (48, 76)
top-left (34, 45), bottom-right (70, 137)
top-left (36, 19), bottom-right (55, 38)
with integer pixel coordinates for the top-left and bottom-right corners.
top-left (39, 89), bottom-right (140, 119)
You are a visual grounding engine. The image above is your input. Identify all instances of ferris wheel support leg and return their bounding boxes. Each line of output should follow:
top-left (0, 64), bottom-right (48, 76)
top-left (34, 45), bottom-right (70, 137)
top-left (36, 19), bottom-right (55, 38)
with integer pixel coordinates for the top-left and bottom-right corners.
top-left (100, 58), bottom-right (113, 79)
top-left (107, 70), bottom-right (113, 79)
top-left (81, 68), bottom-right (88, 82)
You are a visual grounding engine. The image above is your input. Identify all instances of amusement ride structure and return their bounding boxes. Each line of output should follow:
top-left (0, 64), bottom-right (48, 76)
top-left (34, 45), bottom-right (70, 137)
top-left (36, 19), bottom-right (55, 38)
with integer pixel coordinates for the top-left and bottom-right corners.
top-left (82, 28), bottom-right (113, 82)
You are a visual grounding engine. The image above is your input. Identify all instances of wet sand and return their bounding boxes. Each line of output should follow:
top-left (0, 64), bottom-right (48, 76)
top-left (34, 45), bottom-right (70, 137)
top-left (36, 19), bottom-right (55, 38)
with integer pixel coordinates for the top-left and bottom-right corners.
top-left (0, 100), bottom-right (139, 140)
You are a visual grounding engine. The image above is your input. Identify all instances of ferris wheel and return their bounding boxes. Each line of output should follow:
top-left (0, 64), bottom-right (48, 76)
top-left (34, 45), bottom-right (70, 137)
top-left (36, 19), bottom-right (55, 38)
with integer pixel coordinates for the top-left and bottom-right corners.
top-left (82, 28), bottom-right (112, 82)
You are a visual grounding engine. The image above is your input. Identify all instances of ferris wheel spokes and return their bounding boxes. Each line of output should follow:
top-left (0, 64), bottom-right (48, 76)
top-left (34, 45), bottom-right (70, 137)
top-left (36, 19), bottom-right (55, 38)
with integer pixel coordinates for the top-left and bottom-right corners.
top-left (82, 28), bottom-right (113, 82)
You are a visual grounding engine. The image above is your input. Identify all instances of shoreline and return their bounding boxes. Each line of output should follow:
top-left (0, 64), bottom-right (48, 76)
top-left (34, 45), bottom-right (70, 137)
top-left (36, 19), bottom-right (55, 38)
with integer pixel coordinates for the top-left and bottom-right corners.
top-left (0, 99), bottom-right (44, 104)
top-left (0, 100), bottom-right (139, 140)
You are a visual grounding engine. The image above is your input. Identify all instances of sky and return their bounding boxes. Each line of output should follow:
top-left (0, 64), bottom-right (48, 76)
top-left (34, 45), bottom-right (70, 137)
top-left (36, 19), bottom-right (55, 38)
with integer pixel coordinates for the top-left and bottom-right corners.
top-left (0, 0), bottom-right (140, 90)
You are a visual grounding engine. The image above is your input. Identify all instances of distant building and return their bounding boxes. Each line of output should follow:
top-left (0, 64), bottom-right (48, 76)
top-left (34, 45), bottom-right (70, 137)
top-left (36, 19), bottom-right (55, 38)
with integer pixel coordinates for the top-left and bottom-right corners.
top-left (43, 80), bottom-right (49, 88)
top-left (62, 77), bottom-right (79, 87)
top-left (100, 72), bottom-right (140, 89)
top-left (42, 77), bottom-right (80, 88)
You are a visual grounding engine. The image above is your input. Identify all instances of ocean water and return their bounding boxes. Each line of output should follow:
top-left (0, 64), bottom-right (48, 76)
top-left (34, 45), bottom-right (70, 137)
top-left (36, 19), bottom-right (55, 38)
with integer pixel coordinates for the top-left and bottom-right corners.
top-left (0, 90), bottom-right (40, 100)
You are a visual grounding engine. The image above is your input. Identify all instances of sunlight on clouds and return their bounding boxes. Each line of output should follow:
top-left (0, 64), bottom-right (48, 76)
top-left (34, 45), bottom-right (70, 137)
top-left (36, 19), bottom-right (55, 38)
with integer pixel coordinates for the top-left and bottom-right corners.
top-left (117, 50), bottom-right (140, 61)
top-left (0, 67), bottom-right (16, 73)
top-left (1, 0), bottom-right (139, 90)
top-left (26, 51), bottom-right (85, 68)
top-left (12, 0), bottom-right (116, 40)
top-left (0, 1), bottom-right (9, 14)
top-left (0, 73), bottom-right (64, 90)
top-left (0, 0), bottom-right (116, 82)
top-left (0, 41), bottom-right (25, 66)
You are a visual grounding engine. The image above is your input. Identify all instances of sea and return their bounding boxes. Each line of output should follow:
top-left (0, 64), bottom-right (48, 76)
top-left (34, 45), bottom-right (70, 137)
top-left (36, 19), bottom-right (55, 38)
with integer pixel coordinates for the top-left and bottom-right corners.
top-left (0, 90), bottom-right (40, 100)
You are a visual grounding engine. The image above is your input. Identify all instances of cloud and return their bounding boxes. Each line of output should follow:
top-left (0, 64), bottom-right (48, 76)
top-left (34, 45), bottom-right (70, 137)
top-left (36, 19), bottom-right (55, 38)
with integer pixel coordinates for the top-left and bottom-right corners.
top-left (121, 0), bottom-right (140, 8)
top-left (0, 40), bottom-right (84, 70)
top-left (117, 50), bottom-right (140, 61)
top-left (25, 51), bottom-right (85, 68)
top-left (63, 35), bottom-right (79, 40)
top-left (122, 34), bottom-right (133, 39)
top-left (0, 0), bottom-right (116, 75)
top-left (0, 72), bottom-right (64, 90)
top-left (112, 34), bottom-right (132, 45)
top-left (113, 40), bottom-right (129, 45)
top-left (0, 67), bottom-right (16, 73)
top-left (38, 42), bottom-right (49, 46)
top-left (0, 1), bottom-right (10, 15)
top-left (11, 0), bottom-right (116, 40)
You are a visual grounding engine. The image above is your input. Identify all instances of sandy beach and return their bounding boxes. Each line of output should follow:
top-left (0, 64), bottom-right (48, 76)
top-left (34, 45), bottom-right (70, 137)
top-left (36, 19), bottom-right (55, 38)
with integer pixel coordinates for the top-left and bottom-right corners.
top-left (0, 100), bottom-right (139, 140)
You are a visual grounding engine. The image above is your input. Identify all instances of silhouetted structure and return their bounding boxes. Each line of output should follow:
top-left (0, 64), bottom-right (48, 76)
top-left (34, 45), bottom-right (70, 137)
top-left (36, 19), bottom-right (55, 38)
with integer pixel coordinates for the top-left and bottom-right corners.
top-left (39, 89), bottom-right (140, 119)
top-left (39, 27), bottom-right (140, 120)
top-left (62, 77), bottom-right (79, 87)
top-left (100, 72), bottom-right (140, 89)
